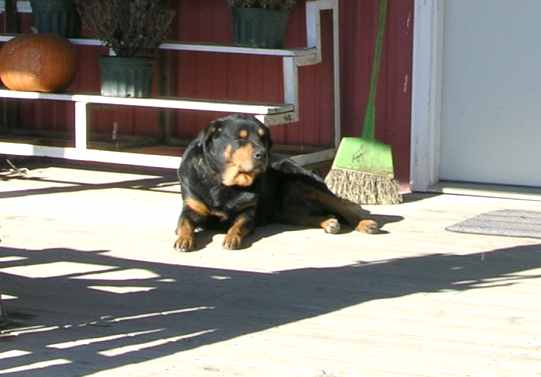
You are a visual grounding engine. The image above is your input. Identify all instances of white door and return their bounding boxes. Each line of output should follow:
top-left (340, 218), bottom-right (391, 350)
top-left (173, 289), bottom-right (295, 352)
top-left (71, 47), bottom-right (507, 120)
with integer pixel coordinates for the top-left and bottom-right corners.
top-left (440, 0), bottom-right (541, 187)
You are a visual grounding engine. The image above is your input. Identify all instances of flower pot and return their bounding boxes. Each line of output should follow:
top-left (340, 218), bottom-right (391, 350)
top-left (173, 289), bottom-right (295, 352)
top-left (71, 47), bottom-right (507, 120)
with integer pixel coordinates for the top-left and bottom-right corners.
top-left (231, 7), bottom-right (289, 49)
top-left (30, 0), bottom-right (80, 38)
top-left (99, 56), bottom-right (154, 98)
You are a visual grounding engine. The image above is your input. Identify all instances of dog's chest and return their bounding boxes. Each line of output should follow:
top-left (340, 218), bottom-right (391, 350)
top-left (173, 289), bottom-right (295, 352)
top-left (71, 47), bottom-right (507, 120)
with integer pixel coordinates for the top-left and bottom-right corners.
top-left (204, 185), bottom-right (258, 217)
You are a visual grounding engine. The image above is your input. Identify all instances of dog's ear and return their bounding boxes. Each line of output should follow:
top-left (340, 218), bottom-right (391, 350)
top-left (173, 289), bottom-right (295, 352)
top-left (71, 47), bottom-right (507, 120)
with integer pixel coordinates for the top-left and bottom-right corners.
top-left (262, 124), bottom-right (273, 149)
top-left (197, 119), bottom-right (223, 148)
top-left (252, 116), bottom-right (273, 150)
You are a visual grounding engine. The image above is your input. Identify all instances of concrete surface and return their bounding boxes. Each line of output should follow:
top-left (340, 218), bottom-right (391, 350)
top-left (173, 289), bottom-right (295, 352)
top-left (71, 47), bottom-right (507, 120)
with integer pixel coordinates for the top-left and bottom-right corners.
top-left (1, 161), bottom-right (541, 377)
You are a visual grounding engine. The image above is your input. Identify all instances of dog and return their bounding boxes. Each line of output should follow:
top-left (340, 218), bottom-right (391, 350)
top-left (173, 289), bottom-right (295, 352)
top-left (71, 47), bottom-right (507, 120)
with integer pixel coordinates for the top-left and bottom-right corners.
top-left (174, 114), bottom-right (379, 252)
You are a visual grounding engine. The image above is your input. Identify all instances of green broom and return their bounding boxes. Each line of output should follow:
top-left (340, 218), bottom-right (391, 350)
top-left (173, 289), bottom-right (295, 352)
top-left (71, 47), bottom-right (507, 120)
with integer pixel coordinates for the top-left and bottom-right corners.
top-left (325, 0), bottom-right (402, 205)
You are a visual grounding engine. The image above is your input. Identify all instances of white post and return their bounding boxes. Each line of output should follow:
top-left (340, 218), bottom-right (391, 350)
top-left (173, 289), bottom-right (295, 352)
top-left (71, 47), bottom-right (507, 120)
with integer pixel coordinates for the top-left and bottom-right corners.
top-left (302, 0), bottom-right (341, 147)
top-left (282, 57), bottom-right (299, 123)
top-left (74, 101), bottom-right (88, 151)
top-left (330, 0), bottom-right (341, 148)
top-left (305, 1), bottom-right (322, 62)
top-left (410, 0), bottom-right (444, 191)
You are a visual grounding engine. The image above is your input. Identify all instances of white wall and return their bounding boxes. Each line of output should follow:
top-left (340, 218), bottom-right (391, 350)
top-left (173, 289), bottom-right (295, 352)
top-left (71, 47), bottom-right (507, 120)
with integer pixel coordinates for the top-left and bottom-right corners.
top-left (439, 0), bottom-right (541, 187)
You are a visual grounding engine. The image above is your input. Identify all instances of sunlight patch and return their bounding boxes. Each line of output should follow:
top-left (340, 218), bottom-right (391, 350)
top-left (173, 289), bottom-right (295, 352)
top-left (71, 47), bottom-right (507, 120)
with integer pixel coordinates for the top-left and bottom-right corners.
top-left (48, 329), bottom-right (163, 349)
top-left (0, 262), bottom-right (112, 278)
top-left (0, 350), bottom-right (31, 360)
top-left (99, 329), bottom-right (215, 357)
top-left (210, 275), bottom-right (232, 280)
top-left (0, 294), bottom-right (18, 300)
top-left (35, 167), bottom-right (162, 185)
top-left (0, 256), bottom-right (27, 263)
top-left (0, 359), bottom-right (70, 375)
top-left (7, 326), bottom-right (60, 337)
top-left (112, 307), bottom-right (214, 323)
top-left (88, 285), bottom-right (157, 294)
top-left (158, 278), bottom-right (176, 283)
top-left (72, 269), bottom-right (160, 281)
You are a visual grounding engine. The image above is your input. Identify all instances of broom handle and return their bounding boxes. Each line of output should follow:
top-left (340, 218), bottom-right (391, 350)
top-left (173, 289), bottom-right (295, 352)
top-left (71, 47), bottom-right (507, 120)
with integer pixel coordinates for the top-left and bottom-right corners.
top-left (361, 0), bottom-right (388, 140)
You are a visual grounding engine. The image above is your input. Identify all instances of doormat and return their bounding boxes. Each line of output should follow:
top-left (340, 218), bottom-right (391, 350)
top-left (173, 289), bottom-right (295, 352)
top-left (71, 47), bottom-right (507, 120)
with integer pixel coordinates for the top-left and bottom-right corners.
top-left (446, 209), bottom-right (541, 239)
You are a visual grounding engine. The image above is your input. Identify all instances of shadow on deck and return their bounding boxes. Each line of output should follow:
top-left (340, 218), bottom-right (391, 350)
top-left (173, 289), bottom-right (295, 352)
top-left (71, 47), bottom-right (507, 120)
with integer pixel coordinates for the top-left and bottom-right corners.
top-left (1, 243), bottom-right (540, 376)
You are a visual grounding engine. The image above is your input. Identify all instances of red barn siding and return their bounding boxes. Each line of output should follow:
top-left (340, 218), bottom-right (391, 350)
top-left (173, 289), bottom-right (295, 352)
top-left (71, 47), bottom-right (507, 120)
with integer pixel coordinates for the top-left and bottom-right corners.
top-left (1, 0), bottom-right (413, 184)
top-left (340, 0), bottom-right (413, 186)
top-left (171, 1), bottom-right (334, 148)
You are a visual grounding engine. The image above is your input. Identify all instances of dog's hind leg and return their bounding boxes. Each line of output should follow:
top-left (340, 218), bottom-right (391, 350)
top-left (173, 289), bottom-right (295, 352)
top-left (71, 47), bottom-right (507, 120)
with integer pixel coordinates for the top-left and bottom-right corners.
top-left (317, 192), bottom-right (379, 233)
top-left (294, 182), bottom-right (379, 234)
top-left (276, 210), bottom-right (341, 234)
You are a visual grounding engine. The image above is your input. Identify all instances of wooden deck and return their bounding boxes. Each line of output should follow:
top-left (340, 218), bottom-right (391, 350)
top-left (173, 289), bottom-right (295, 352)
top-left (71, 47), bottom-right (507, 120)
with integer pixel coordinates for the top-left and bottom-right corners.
top-left (0, 163), bottom-right (540, 377)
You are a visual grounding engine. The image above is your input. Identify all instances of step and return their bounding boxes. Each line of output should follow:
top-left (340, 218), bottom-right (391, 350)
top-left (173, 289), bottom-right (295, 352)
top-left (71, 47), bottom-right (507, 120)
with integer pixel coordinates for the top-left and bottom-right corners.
top-left (0, 89), bottom-right (295, 125)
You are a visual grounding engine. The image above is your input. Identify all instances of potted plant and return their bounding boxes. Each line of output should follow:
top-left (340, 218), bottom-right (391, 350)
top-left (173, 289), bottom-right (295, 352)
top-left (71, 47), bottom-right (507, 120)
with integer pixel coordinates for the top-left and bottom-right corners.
top-left (76, 0), bottom-right (175, 98)
top-left (30, 0), bottom-right (80, 37)
top-left (226, 0), bottom-right (296, 49)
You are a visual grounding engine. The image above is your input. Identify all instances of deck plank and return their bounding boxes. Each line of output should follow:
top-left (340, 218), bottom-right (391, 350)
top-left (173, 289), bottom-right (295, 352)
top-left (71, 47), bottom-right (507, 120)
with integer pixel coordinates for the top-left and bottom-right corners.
top-left (0, 166), bottom-right (540, 377)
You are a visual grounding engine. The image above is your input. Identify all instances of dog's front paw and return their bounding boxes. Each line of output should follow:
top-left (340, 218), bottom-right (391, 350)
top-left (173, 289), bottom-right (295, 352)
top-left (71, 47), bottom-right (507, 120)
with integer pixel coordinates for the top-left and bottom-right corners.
top-left (174, 235), bottom-right (195, 252)
top-left (356, 219), bottom-right (379, 234)
top-left (223, 234), bottom-right (243, 250)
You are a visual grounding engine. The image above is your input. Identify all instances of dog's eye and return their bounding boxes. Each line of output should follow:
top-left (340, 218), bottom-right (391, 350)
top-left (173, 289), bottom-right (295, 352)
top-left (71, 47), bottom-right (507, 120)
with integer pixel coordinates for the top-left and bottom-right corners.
top-left (207, 126), bottom-right (221, 138)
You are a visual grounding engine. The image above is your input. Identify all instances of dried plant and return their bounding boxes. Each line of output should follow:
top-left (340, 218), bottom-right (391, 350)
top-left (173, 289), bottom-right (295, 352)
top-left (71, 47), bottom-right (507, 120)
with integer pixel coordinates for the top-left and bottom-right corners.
top-left (76, 0), bottom-right (175, 57)
top-left (226, 0), bottom-right (296, 11)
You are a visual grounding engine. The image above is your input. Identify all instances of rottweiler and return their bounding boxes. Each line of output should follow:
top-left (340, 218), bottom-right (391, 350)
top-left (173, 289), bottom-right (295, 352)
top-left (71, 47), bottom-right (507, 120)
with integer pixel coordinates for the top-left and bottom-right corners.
top-left (174, 114), bottom-right (379, 252)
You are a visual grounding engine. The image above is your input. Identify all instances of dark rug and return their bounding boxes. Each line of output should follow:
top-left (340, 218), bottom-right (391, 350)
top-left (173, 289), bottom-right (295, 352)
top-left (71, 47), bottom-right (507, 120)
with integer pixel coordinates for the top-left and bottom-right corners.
top-left (446, 209), bottom-right (541, 239)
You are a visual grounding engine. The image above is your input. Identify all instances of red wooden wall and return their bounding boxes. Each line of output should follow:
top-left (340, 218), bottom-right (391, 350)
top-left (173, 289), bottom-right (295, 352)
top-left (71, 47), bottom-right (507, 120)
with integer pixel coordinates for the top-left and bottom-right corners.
top-left (1, 0), bottom-right (413, 184)
top-left (170, 1), bottom-right (335, 148)
top-left (340, 0), bottom-right (413, 186)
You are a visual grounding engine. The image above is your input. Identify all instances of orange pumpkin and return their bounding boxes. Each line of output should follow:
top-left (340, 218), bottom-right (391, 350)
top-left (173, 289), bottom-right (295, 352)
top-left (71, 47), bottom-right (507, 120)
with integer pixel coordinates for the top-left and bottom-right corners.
top-left (0, 33), bottom-right (76, 92)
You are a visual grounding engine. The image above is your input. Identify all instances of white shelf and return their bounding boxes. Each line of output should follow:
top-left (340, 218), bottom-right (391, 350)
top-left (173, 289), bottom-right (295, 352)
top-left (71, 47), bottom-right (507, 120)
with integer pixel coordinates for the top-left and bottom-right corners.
top-left (0, 89), bottom-right (294, 116)
top-left (0, 34), bottom-right (319, 62)
top-left (0, 0), bottom-right (340, 169)
top-left (159, 42), bottom-right (318, 60)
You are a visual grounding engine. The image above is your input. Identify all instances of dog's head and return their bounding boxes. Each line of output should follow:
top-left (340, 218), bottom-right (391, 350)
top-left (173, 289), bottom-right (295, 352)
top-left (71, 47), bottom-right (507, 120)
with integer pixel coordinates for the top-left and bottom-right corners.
top-left (198, 114), bottom-right (272, 187)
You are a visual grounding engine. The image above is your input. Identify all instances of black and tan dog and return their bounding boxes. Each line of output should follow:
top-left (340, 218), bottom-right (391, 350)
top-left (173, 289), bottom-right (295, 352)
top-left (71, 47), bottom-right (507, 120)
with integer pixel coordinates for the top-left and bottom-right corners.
top-left (174, 114), bottom-right (379, 252)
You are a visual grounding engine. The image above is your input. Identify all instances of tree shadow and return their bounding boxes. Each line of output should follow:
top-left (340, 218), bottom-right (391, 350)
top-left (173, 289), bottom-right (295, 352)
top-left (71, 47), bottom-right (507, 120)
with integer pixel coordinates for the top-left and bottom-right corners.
top-left (1, 243), bottom-right (540, 376)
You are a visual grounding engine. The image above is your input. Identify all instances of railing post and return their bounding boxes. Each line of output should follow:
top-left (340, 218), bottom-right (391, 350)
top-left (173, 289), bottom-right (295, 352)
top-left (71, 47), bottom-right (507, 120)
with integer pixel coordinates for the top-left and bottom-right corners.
top-left (74, 101), bottom-right (88, 151)
top-left (282, 57), bottom-right (299, 123)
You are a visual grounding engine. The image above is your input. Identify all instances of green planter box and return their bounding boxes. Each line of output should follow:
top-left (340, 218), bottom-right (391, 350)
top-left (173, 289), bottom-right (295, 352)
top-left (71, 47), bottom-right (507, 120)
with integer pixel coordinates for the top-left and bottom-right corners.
top-left (99, 57), bottom-right (154, 98)
top-left (232, 7), bottom-right (289, 49)
top-left (30, 0), bottom-right (80, 38)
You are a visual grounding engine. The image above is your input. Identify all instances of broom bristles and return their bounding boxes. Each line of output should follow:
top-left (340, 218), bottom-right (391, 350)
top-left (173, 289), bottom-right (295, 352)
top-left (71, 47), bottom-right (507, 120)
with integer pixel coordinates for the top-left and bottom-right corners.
top-left (325, 168), bottom-right (402, 205)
